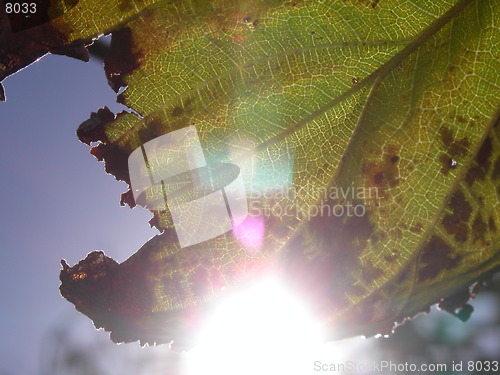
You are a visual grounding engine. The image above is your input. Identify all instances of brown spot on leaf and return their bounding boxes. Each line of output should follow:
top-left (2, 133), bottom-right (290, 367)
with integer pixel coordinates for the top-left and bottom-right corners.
top-left (440, 127), bottom-right (454, 147)
top-left (449, 190), bottom-right (472, 221)
top-left (439, 127), bottom-right (470, 159)
top-left (466, 166), bottom-right (485, 186)
top-left (362, 146), bottom-right (400, 197)
top-left (439, 154), bottom-right (457, 175)
top-left (476, 136), bottom-right (493, 170)
top-left (409, 223), bottom-right (423, 233)
top-left (441, 190), bottom-right (472, 243)
top-left (171, 106), bottom-right (184, 117)
top-left (418, 236), bottom-right (460, 282)
top-left (472, 213), bottom-right (487, 244)
top-left (442, 217), bottom-right (468, 243)
top-left (449, 138), bottom-right (470, 158)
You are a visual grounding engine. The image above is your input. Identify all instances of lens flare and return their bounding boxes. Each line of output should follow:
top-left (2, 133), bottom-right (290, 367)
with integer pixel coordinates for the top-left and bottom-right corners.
top-left (187, 277), bottom-right (324, 375)
top-left (233, 215), bottom-right (266, 253)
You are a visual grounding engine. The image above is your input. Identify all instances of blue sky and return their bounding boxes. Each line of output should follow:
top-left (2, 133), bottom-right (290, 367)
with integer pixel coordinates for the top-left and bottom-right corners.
top-left (0, 49), bottom-right (161, 374)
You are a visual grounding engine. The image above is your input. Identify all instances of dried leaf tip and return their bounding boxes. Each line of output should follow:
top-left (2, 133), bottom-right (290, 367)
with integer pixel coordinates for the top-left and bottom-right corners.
top-left (61, 259), bottom-right (70, 270)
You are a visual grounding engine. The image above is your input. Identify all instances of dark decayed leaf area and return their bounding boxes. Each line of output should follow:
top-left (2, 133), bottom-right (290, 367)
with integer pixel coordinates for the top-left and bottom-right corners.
top-left (1, 0), bottom-right (498, 349)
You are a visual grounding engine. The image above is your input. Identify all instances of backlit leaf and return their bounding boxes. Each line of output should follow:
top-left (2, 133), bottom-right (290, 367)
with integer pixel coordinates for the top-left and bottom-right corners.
top-left (2, 0), bottom-right (498, 347)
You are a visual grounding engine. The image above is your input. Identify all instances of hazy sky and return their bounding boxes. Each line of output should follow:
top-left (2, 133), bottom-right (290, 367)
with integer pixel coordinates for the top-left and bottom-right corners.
top-left (0, 49), bottom-right (160, 375)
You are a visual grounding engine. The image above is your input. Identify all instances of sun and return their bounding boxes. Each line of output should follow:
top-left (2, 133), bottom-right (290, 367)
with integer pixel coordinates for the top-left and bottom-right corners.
top-left (187, 277), bottom-right (325, 375)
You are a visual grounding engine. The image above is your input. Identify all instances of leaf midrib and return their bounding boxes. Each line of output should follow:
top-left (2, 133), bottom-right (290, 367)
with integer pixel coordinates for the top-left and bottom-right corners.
top-left (110, 0), bottom-right (474, 170)
top-left (113, 37), bottom-right (412, 137)
top-left (278, 0), bottom-right (482, 318)
top-left (282, 0), bottom-right (475, 242)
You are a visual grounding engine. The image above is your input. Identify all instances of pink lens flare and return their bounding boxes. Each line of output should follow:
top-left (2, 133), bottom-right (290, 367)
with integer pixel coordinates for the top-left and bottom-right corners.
top-left (233, 215), bottom-right (265, 253)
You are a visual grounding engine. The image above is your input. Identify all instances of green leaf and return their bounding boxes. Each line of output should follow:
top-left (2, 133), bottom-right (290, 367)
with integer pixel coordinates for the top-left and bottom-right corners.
top-left (2, 0), bottom-right (498, 347)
